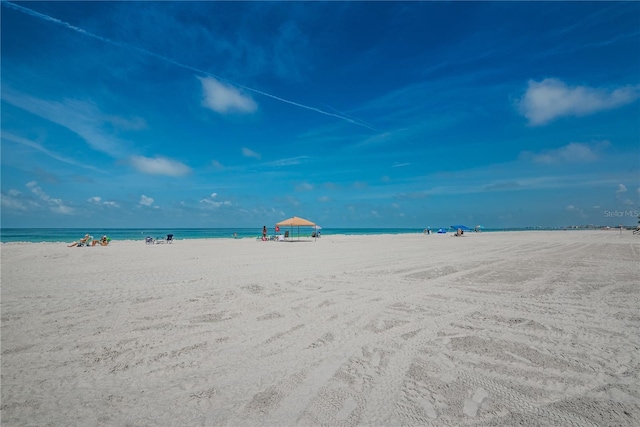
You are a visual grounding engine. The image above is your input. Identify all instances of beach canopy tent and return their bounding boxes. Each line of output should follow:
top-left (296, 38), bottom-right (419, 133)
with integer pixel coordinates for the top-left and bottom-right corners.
top-left (450, 225), bottom-right (472, 231)
top-left (437, 228), bottom-right (447, 234)
top-left (276, 216), bottom-right (316, 240)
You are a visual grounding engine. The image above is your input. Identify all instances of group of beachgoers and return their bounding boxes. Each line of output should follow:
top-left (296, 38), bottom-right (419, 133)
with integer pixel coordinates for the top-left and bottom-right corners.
top-left (68, 234), bottom-right (110, 247)
top-left (260, 225), bottom-right (281, 241)
top-left (422, 227), bottom-right (466, 236)
top-left (259, 225), bottom-right (322, 241)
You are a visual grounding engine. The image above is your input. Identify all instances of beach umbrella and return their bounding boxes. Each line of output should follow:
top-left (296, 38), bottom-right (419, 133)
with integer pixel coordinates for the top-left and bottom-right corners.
top-left (276, 216), bottom-right (316, 240)
top-left (450, 224), bottom-right (472, 231)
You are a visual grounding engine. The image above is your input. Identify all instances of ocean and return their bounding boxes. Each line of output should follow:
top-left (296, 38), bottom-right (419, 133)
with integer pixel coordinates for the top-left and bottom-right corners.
top-left (0, 227), bottom-right (560, 243)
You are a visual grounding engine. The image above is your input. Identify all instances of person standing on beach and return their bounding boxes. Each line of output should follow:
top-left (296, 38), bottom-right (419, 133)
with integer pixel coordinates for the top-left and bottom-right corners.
top-left (262, 226), bottom-right (267, 240)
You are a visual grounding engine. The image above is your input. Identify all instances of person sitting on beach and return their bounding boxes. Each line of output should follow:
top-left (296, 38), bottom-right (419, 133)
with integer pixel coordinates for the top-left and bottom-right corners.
top-left (68, 234), bottom-right (91, 247)
top-left (454, 228), bottom-right (464, 237)
top-left (92, 235), bottom-right (109, 246)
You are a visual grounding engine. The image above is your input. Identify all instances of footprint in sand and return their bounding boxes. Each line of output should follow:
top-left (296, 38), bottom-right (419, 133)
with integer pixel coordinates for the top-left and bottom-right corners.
top-left (463, 387), bottom-right (489, 417)
top-left (371, 350), bottom-right (381, 368)
top-left (417, 397), bottom-right (437, 419)
top-left (336, 397), bottom-right (358, 421)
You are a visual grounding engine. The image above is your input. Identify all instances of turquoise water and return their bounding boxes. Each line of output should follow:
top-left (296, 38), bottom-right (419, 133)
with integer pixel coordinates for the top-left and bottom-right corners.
top-left (0, 227), bottom-right (560, 243)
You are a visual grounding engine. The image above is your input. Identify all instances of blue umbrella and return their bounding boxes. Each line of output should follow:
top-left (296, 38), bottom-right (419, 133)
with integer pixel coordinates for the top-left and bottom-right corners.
top-left (450, 225), bottom-right (472, 231)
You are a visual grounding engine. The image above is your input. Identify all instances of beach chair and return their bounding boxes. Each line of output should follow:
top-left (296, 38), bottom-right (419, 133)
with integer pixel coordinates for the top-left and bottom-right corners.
top-left (145, 236), bottom-right (155, 244)
top-left (284, 230), bottom-right (289, 240)
top-left (633, 226), bottom-right (640, 235)
top-left (78, 235), bottom-right (93, 246)
top-left (166, 234), bottom-right (174, 244)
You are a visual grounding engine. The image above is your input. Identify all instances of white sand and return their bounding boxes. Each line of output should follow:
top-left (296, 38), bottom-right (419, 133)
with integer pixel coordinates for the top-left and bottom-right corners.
top-left (2, 231), bottom-right (639, 426)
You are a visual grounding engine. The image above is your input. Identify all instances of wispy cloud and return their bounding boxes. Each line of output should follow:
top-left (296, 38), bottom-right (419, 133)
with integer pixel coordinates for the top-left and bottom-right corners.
top-left (87, 196), bottom-right (120, 208)
top-left (1, 90), bottom-right (130, 157)
top-left (2, 132), bottom-right (101, 171)
top-left (211, 160), bottom-right (225, 170)
top-left (263, 156), bottom-right (310, 167)
top-left (242, 147), bottom-right (261, 159)
top-left (105, 115), bottom-right (148, 131)
top-left (483, 181), bottom-right (524, 191)
top-left (1, 191), bottom-right (28, 211)
top-left (295, 182), bottom-right (314, 192)
top-left (520, 141), bottom-right (609, 164)
top-left (129, 155), bottom-right (191, 176)
top-left (26, 181), bottom-right (74, 214)
top-left (565, 204), bottom-right (587, 218)
top-left (199, 77), bottom-right (257, 114)
top-left (517, 78), bottom-right (640, 126)
top-left (199, 192), bottom-right (232, 208)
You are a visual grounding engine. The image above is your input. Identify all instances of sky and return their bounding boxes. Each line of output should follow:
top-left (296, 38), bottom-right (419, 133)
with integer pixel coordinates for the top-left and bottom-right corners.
top-left (1, 1), bottom-right (639, 229)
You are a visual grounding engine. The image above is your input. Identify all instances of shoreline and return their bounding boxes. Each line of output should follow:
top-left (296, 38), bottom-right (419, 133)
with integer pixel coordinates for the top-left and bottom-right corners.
top-left (1, 227), bottom-right (635, 245)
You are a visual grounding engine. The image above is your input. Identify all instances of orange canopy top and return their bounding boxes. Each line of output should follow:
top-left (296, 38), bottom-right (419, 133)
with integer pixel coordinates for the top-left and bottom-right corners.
top-left (275, 216), bottom-right (316, 227)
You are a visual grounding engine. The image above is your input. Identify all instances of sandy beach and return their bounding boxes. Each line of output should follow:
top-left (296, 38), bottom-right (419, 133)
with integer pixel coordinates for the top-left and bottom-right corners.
top-left (1, 231), bottom-right (639, 426)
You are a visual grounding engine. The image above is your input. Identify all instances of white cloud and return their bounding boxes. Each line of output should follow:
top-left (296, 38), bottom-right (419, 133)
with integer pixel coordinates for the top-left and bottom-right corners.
top-left (296, 182), bottom-right (314, 192)
top-left (88, 196), bottom-right (119, 208)
top-left (1, 192), bottom-right (27, 211)
top-left (521, 141), bottom-right (607, 164)
top-left (565, 204), bottom-right (586, 217)
top-left (264, 156), bottom-right (309, 167)
top-left (2, 132), bottom-right (98, 170)
top-left (129, 155), bottom-right (191, 176)
top-left (8, 189), bottom-right (21, 197)
top-left (199, 76), bottom-right (257, 114)
top-left (200, 199), bottom-right (231, 208)
top-left (105, 115), bottom-right (147, 131)
top-left (1, 90), bottom-right (131, 157)
top-left (616, 184), bottom-right (627, 194)
top-left (518, 78), bottom-right (640, 125)
top-left (242, 147), bottom-right (261, 159)
top-left (199, 192), bottom-right (231, 208)
top-left (318, 196), bottom-right (330, 202)
top-left (140, 195), bottom-right (154, 206)
top-left (26, 181), bottom-right (74, 215)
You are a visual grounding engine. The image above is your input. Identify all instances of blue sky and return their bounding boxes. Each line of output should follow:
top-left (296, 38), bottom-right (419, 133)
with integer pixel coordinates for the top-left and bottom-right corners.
top-left (2, 1), bottom-right (639, 229)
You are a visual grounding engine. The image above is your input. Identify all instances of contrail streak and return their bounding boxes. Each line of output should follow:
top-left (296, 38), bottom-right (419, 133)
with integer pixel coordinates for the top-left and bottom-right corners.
top-left (3, 1), bottom-right (377, 131)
